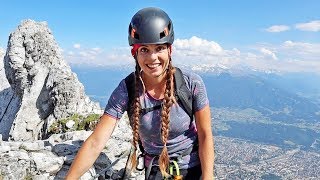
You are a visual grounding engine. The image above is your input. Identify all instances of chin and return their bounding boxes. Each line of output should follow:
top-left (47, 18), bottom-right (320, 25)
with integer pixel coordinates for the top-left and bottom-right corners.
top-left (147, 72), bottom-right (161, 78)
top-left (143, 67), bottom-right (165, 77)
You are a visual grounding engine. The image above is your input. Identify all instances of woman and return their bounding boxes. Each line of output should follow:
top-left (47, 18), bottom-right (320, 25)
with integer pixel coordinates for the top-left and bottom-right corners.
top-left (66, 7), bottom-right (214, 180)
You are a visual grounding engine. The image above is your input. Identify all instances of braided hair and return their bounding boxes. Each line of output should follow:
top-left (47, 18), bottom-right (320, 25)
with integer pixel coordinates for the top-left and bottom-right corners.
top-left (130, 58), bottom-right (176, 177)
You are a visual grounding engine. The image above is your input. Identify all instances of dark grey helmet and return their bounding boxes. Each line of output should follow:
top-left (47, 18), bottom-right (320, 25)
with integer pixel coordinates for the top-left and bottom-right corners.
top-left (128, 7), bottom-right (174, 46)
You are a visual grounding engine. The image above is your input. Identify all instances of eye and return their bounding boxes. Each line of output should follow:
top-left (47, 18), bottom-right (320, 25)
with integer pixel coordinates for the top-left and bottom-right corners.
top-left (156, 46), bottom-right (167, 52)
top-left (139, 47), bottom-right (149, 53)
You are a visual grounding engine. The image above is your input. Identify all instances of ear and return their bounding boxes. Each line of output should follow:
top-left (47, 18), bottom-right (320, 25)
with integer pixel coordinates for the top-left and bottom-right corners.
top-left (168, 45), bottom-right (172, 56)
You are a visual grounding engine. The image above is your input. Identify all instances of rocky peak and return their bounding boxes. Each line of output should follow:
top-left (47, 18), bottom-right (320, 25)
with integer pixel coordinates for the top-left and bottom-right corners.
top-left (1, 20), bottom-right (101, 141)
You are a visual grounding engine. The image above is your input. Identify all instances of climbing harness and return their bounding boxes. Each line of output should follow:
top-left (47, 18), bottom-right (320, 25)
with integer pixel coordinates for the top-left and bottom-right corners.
top-left (145, 144), bottom-right (197, 179)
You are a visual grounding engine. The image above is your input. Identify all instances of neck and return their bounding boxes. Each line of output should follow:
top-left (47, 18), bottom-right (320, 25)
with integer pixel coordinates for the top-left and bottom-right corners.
top-left (141, 71), bottom-right (167, 90)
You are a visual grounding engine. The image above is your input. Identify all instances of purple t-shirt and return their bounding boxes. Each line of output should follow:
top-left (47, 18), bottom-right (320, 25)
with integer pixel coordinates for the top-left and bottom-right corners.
top-left (104, 69), bottom-right (209, 169)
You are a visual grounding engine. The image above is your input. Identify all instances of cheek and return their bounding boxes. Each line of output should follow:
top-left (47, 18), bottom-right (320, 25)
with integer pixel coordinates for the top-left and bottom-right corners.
top-left (160, 56), bottom-right (170, 66)
top-left (137, 58), bottom-right (145, 67)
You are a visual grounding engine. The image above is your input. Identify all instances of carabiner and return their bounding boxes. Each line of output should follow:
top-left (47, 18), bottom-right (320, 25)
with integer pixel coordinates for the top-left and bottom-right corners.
top-left (169, 160), bottom-right (183, 180)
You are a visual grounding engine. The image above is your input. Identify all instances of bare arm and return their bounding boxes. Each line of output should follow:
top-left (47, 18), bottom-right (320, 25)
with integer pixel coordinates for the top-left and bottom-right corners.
top-left (195, 105), bottom-right (214, 180)
top-left (65, 114), bottom-right (117, 179)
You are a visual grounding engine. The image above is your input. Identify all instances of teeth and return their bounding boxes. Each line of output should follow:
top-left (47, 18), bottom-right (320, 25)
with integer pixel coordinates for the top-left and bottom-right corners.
top-left (147, 64), bottom-right (160, 68)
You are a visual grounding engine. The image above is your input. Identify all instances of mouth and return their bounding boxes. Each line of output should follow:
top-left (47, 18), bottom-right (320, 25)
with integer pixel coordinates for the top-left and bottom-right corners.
top-left (146, 63), bottom-right (161, 69)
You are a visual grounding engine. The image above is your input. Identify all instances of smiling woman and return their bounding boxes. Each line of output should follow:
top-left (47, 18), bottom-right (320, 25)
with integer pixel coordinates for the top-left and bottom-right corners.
top-left (66, 7), bottom-right (214, 180)
top-left (136, 44), bottom-right (171, 79)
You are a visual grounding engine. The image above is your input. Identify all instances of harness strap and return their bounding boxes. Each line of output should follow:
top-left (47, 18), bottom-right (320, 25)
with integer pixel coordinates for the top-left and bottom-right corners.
top-left (144, 144), bottom-right (197, 179)
top-left (174, 68), bottom-right (193, 119)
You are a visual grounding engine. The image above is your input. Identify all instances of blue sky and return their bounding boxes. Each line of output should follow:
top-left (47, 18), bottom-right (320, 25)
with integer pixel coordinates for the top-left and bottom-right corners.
top-left (1, 0), bottom-right (320, 73)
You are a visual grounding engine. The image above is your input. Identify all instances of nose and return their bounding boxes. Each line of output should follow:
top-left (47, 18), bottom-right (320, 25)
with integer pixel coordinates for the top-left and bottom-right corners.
top-left (150, 52), bottom-right (158, 60)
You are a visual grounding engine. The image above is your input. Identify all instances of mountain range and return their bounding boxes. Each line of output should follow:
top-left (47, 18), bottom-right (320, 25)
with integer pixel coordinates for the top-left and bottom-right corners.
top-left (71, 65), bottom-right (320, 151)
top-left (72, 65), bottom-right (320, 119)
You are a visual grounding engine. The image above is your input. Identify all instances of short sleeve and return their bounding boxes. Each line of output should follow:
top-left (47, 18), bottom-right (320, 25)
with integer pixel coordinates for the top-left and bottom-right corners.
top-left (189, 73), bottom-right (209, 112)
top-left (104, 79), bottom-right (129, 119)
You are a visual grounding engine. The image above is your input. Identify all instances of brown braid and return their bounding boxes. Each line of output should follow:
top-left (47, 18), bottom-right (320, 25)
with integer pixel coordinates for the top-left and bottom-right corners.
top-left (159, 60), bottom-right (176, 177)
top-left (130, 58), bottom-right (176, 177)
top-left (130, 62), bottom-right (141, 170)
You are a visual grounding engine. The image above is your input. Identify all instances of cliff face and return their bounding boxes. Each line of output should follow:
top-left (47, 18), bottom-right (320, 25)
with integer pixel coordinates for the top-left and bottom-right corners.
top-left (0, 46), bottom-right (20, 141)
top-left (0, 20), bottom-right (101, 141)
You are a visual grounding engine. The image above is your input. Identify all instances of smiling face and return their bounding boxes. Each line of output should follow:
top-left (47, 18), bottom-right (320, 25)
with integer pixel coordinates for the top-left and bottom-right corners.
top-left (136, 44), bottom-right (171, 80)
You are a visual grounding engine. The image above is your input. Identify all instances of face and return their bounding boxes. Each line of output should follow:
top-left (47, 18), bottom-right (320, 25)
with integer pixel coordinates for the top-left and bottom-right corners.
top-left (136, 44), bottom-right (171, 79)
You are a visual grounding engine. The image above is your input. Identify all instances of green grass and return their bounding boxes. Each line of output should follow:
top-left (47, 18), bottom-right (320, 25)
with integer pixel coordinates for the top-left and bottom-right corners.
top-left (48, 113), bottom-right (100, 134)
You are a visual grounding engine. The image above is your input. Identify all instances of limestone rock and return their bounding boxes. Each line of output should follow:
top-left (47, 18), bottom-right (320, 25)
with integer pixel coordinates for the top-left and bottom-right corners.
top-left (30, 151), bottom-right (64, 174)
top-left (0, 116), bottom-right (144, 179)
top-left (0, 47), bottom-right (20, 141)
top-left (0, 20), bottom-right (101, 141)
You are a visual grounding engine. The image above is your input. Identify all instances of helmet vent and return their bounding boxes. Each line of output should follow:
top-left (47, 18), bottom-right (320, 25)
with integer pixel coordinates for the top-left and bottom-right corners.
top-left (134, 32), bottom-right (140, 40)
top-left (168, 22), bottom-right (172, 31)
top-left (160, 27), bottom-right (169, 39)
top-left (130, 27), bottom-right (140, 40)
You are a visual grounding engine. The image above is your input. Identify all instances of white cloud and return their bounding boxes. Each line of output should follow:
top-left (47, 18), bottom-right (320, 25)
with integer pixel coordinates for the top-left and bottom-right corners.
top-left (67, 51), bottom-right (74, 55)
top-left (63, 37), bottom-right (320, 74)
top-left (92, 47), bottom-right (101, 52)
top-left (64, 46), bottom-right (133, 67)
top-left (247, 40), bottom-right (320, 73)
top-left (169, 37), bottom-right (248, 72)
top-left (295, 20), bottom-right (320, 32)
top-left (88, 47), bottom-right (102, 56)
top-left (174, 36), bottom-right (223, 56)
top-left (260, 48), bottom-right (277, 60)
top-left (79, 51), bottom-right (90, 58)
top-left (265, 25), bottom-right (290, 32)
top-left (281, 40), bottom-right (320, 61)
top-left (232, 48), bottom-right (241, 56)
top-left (73, 43), bottom-right (81, 49)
